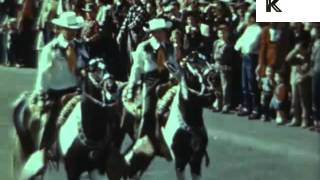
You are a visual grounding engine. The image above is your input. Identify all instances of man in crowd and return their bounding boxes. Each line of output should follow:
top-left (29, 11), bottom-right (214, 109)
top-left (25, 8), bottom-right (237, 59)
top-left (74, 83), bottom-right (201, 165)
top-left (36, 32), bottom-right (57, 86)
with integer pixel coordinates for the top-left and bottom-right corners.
top-left (235, 11), bottom-right (262, 119)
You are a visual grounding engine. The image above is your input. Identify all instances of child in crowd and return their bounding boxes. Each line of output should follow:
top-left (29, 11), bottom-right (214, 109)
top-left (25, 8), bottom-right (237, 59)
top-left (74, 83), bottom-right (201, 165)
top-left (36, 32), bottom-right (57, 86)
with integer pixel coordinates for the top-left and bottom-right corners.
top-left (270, 71), bottom-right (289, 125)
top-left (258, 66), bottom-right (275, 121)
top-left (4, 18), bottom-right (20, 67)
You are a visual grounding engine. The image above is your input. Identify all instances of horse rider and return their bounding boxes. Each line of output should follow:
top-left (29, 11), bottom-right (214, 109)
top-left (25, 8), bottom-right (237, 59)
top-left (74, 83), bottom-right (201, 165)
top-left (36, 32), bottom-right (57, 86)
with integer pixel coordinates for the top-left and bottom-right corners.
top-left (125, 18), bottom-right (179, 162)
top-left (33, 11), bottom-right (85, 159)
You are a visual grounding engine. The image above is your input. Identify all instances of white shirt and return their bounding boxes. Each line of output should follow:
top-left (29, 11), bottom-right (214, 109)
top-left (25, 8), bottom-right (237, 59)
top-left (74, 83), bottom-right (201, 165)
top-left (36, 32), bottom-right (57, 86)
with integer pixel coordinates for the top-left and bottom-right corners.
top-left (34, 34), bottom-right (77, 94)
top-left (128, 36), bottom-right (177, 86)
top-left (235, 23), bottom-right (262, 55)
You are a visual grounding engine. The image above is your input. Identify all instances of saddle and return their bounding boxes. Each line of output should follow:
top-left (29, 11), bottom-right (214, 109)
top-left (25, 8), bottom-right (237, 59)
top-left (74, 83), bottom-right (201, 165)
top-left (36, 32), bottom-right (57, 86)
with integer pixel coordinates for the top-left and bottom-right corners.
top-left (56, 95), bottom-right (82, 128)
top-left (121, 83), bottom-right (178, 126)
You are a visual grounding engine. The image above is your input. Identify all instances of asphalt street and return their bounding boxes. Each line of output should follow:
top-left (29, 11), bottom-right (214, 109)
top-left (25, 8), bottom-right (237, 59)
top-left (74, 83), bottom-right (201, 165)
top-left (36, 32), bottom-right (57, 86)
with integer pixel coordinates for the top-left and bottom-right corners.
top-left (0, 66), bottom-right (320, 180)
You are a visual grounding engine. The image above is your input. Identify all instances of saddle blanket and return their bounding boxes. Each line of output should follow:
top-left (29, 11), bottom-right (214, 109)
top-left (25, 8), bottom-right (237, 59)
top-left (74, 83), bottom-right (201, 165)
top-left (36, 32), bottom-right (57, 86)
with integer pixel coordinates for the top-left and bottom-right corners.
top-left (59, 102), bottom-right (81, 156)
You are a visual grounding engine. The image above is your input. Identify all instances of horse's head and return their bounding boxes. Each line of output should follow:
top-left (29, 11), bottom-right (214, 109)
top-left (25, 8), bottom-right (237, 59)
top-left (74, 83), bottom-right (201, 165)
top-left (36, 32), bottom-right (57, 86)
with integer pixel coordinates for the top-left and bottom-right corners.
top-left (179, 51), bottom-right (215, 97)
top-left (85, 58), bottom-right (118, 107)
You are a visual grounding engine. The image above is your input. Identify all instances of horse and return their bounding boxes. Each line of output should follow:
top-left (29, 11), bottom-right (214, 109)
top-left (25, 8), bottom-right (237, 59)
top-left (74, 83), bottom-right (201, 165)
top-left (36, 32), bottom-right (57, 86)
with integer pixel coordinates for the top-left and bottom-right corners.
top-left (119, 52), bottom-right (215, 180)
top-left (60, 58), bottom-right (128, 180)
top-left (162, 52), bottom-right (214, 180)
top-left (12, 85), bottom-right (74, 179)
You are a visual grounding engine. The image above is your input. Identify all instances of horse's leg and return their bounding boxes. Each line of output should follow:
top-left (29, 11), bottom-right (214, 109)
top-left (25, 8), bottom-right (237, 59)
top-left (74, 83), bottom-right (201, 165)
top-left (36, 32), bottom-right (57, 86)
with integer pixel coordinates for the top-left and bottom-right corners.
top-left (64, 140), bottom-right (86, 180)
top-left (105, 146), bottom-right (128, 180)
top-left (174, 156), bottom-right (188, 180)
top-left (172, 130), bottom-right (191, 180)
top-left (175, 168), bottom-right (186, 180)
top-left (89, 169), bottom-right (108, 180)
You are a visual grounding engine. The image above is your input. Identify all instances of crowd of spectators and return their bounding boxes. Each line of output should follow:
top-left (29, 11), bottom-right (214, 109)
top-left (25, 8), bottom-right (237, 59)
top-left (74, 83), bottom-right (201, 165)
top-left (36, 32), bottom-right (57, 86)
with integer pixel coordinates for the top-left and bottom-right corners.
top-left (0, 0), bottom-right (319, 131)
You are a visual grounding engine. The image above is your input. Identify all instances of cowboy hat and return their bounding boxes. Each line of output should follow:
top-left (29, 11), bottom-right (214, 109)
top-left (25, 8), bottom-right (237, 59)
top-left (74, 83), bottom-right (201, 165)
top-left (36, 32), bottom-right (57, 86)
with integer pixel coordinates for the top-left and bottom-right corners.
top-left (51, 11), bottom-right (84, 29)
top-left (82, 3), bottom-right (95, 12)
top-left (143, 18), bottom-right (172, 32)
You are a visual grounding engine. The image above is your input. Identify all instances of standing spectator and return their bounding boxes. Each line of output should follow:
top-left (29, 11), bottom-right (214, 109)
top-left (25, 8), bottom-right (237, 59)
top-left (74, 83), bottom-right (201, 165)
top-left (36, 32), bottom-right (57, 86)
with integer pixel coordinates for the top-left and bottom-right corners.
top-left (286, 23), bottom-right (312, 128)
top-left (81, 3), bottom-right (101, 58)
top-left (235, 11), bottom-right (262, 119)
top-left (17, 0), bottom-right (37, 67)
top-left (270, 71), bottom-right (289, 125)
top-left (256, 22), bottom-right (292, 80)
top-left (258, 66), bottom-right (275, 121)
top-left (116, 0), bottom-right (148, 79)
top-left (211, 24), bottom-right (236, 113)
top-left (4, 18), bottom-right (20, 67)
top-left (310, 23), bottom-right (320, 131)
top-left (170, 29), bottom-right (185, 63)
top-left (96, 0), bottom-right (117, 39)
top-left (183, 13), bottom-right (202, 52)
top-left (162, 1), bottom-right (182, 30)
top-left (116, 0), bottom-right (148, 57)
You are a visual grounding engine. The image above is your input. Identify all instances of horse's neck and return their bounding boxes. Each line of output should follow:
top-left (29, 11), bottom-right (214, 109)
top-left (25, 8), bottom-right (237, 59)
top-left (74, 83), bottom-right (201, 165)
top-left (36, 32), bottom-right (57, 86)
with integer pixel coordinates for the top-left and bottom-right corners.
top-left (176, 85), bottom-right (204, 127)
top-left (83, 78), bottom-right (102, 99)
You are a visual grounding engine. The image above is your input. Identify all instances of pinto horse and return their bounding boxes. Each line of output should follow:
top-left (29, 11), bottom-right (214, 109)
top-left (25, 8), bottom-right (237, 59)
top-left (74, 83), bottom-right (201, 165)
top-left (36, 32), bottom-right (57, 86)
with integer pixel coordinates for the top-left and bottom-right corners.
top-left (162, 52), bottom-right (214, 180)
top-left (119, 52), bottom-right (215, 180)
top-left (60, 58), bottom-right (127, 180)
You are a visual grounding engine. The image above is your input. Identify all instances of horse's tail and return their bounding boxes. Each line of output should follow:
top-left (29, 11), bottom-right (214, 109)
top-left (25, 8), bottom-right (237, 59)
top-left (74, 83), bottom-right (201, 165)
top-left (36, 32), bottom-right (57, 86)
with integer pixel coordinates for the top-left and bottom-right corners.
top-left (12, 92), bottom-right (35, 159)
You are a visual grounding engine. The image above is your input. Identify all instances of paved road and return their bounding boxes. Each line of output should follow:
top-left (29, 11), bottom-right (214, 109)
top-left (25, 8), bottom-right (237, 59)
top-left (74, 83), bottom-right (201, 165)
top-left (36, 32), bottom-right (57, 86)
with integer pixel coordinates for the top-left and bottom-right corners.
top-left (1, 66), bottom-right (320, 180)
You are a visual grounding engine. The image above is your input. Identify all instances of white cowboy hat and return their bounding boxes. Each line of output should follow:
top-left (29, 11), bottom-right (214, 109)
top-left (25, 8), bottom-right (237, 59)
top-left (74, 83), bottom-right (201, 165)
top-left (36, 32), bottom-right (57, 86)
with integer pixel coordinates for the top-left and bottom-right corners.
top-left (51, 11), bottom-right (84, 29)
top-left (143, 18), bottom-right (173, 32)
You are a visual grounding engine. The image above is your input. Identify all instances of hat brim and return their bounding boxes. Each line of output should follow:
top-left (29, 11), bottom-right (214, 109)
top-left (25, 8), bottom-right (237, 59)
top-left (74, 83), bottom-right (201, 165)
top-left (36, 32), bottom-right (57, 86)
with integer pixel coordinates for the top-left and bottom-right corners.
top-left (143, 21), bottom-right (173, 32)
top-left (52, 19), bottom-right (84, 29)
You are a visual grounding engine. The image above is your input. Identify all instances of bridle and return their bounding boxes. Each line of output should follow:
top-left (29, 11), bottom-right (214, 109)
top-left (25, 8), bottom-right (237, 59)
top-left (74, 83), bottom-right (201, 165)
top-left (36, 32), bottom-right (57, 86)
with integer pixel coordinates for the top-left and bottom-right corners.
top-left (181, 53), bottom-right (215, 97)
top-left (82, 59), bottom-right (118, 108)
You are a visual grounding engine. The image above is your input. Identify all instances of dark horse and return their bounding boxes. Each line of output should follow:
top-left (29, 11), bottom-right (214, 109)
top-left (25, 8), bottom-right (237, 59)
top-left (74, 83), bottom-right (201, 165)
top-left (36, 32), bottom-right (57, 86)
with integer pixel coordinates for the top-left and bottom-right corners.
top-left (61, 58), bottom-right (128, 180)
top-left (119, 52), bottom-right (215, 180)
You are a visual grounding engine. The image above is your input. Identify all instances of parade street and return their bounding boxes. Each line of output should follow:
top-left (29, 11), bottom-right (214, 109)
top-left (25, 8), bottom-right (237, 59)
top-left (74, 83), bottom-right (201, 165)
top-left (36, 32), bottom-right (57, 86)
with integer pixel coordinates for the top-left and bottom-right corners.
top-left (1, 66), bottom-right (319, 180)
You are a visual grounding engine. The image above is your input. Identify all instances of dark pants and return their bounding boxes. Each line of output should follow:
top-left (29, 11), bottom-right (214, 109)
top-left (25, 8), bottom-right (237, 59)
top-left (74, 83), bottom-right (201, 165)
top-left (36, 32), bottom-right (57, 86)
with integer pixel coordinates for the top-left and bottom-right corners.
top-left (313, 72), bottom-right (320, 121)
top-left (138, 82), bottom-right (158, 140)
top-left (261, 91), bottom-right (273, 118)
top-left (241, 54), bottom-right (259, 112)
top-left (40, 87), bottom-right (77, 149)
top-left (138, 71), bottom-right (169, 143)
